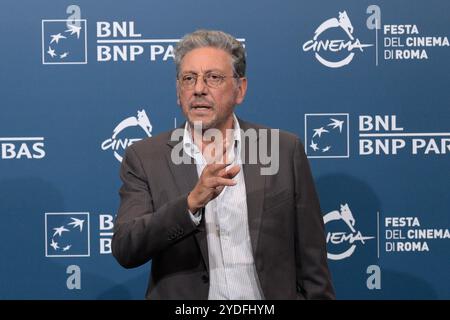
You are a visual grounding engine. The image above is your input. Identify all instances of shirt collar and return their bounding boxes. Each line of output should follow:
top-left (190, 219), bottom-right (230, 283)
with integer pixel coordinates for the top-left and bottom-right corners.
top-left (183, 113), bottom-right (241, 160)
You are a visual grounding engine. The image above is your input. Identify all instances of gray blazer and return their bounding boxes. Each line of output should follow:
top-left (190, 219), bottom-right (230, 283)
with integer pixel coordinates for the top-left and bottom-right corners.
top-left (112, 119), bottom-right (335, 299)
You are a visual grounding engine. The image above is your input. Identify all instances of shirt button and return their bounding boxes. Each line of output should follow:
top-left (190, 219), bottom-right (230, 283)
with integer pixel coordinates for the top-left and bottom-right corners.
top-left (201, 274), bottom-right (209, 283)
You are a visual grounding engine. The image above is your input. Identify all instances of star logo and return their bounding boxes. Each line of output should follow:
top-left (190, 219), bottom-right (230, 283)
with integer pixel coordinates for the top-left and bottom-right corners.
top-left (68, 217), bottom-right (85, 231)
top-left (47, 46), bottom-right (57, 58)
top-left (313, 127), bottom-right (329, 138)
top-left (42, 19), bottom-right (87, 65)
top-left (50, 239), bottom-right (59, 250)
top-left (45, 212), bottom-right (90, 257)
top-left (305, 113), bottom-right (349, 158)
top-left (50, 33), bottom-right (67, 44)
top-left (65, 24), bottom-right (82, 38)
top-left (328, 118), bottom-right (344, 132)
top-left (310, 141), bottom-right (319, 151)
top-left (53, 225), bottom-right (69, 237)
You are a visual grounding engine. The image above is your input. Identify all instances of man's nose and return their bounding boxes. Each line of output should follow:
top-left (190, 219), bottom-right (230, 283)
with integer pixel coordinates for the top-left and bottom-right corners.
top-left (193, 77), bottom-right (208, 95)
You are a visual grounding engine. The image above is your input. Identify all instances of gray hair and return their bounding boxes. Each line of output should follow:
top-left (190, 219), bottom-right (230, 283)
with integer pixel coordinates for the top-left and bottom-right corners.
top-left (174, 30), bottom-right (246, 77)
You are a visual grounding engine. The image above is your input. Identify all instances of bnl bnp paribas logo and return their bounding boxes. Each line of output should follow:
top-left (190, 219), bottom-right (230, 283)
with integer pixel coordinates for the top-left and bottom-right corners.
top-left (42, 5), bottom-right (246, 64)
top-left (45, 212), bottom-right (116, 257)
top-left (324, 204), bottom-right (374, 260)
top-left (306, 113), bottom-right (450, 157)
top-left (101, 109), bottom-right (153, 162)
top-left (303, 9), bottom-right (377, 68)
top-left (45, 213), bottom-right (90, 257)
top-left (305, 113), bottom-right (349, 158)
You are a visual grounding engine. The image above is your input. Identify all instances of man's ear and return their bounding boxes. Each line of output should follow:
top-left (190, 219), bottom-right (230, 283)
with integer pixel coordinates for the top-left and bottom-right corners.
top-left (235, 77), bottom-right (247, 105)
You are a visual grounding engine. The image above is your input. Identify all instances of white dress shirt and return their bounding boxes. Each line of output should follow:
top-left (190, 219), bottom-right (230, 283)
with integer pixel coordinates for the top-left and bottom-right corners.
top-left (183, 114), bottom-right (264, 300)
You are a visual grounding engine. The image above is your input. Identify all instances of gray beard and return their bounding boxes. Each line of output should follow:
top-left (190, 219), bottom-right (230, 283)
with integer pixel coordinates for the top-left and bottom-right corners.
top-left (187, 117), bottom-right (218, 132)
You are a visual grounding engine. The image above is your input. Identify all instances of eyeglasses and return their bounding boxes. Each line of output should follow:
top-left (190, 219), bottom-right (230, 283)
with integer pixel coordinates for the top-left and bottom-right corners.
top-left (178, 71), bottom-right (239, 89)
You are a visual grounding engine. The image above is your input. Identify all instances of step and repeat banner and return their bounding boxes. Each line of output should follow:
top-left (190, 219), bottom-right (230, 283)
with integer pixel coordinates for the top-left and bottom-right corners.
top-left (0, 0), bottom-right (448, 299)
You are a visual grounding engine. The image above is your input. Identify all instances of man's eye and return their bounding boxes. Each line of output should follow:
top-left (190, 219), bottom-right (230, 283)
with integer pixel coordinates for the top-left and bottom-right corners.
top-left (183, 75), bottom-right (195, 81)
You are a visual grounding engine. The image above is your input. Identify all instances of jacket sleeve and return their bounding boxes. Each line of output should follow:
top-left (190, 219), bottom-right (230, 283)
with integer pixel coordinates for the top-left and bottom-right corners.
top-left (112, 145), bottom-right (199, 268)
top-left (293, 137), bottom-right (336, 299)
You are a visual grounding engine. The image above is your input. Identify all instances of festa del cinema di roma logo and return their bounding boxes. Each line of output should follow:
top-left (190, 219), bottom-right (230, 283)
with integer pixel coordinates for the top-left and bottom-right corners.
top-left (101, 109), bottom-right (152, 162)
top-left (324, 204), bottom-right (374, 260)
top-left (303, 10), bottom-right (373, 68)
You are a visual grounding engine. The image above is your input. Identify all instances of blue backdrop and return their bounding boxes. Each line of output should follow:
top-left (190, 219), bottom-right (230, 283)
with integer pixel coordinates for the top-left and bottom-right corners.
top-left (0, 0), bottom-right (448, 299)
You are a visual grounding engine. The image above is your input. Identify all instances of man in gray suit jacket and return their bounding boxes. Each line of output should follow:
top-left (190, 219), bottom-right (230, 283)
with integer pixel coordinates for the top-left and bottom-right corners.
top-left (112, 30), bottom-right (335, 300)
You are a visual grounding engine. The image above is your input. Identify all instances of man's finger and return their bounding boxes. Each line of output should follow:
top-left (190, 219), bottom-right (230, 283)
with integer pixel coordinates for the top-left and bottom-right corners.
top-left (208, 176), bottom-right (237, 188)
top-left (218, 164), bottom-right (240, 179)
top-left (224, 165), bottom-right (240, 179)
top-left (206, 162), bottom-right (233, 174)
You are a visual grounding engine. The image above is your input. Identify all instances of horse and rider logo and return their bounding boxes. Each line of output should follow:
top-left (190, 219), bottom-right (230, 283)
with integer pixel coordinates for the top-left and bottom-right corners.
top-left (323, 204), bottom-right (374, 260)
top-left (303, 11), bottom-right (372, 68)
top-left (112, 110), bottom-right (152, 139)
top-left (101, 109), bottom-right (153, 162)
top-left (314, 11), bottom-right (355, 41)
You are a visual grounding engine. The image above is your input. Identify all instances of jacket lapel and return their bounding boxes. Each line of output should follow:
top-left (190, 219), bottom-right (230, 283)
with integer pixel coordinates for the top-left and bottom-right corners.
top-left (166, 130), bottom-right (209, 271)
top-left (239, 120), bottom-right (266, 257)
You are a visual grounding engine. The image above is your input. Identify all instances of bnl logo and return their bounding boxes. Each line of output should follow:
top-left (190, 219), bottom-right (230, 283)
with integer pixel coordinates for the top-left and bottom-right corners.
top-left (45, 212), bottom-right (90, 257)
top-left (305, 113), bottom-right (349, 158)
top-left (41, 19), bottom-right (87, 64)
